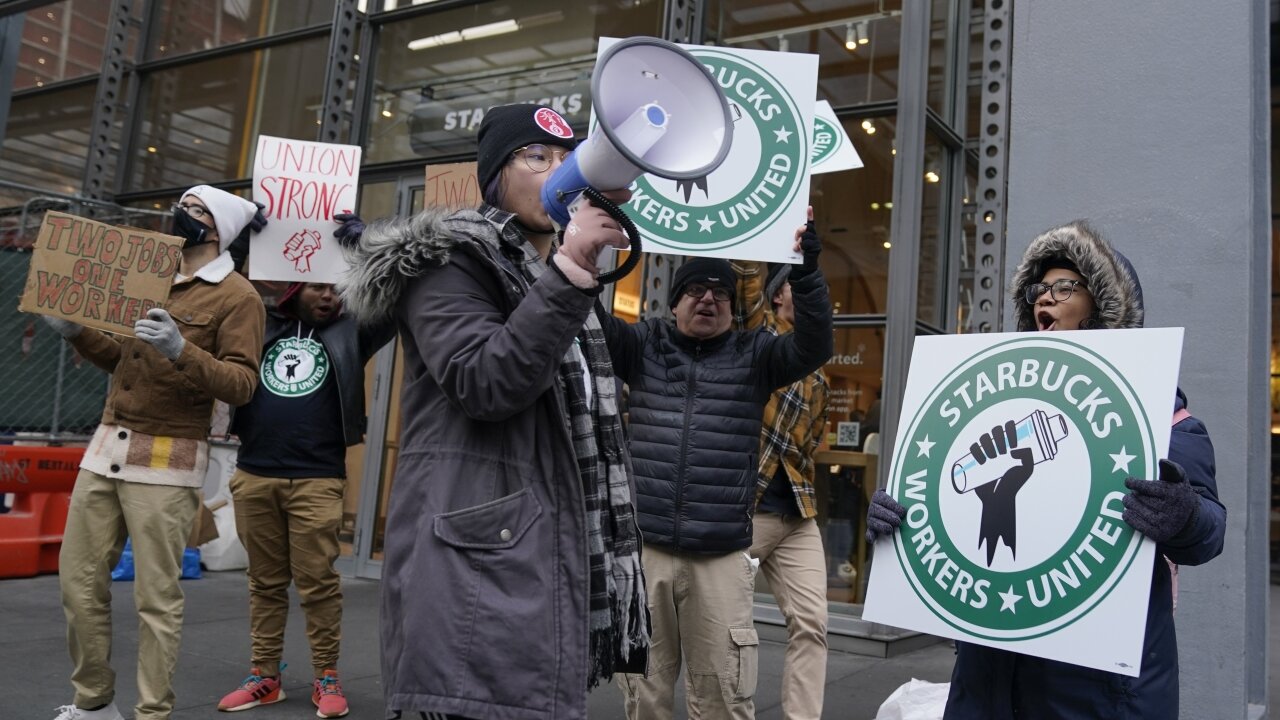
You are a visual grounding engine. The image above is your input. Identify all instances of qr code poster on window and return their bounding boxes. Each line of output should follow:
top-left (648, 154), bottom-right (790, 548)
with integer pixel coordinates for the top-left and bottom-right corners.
top-left (836, 421), bottom-right (861, 448)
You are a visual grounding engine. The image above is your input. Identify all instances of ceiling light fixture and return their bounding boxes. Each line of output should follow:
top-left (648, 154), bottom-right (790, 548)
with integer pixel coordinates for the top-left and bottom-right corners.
top-left (777, 34), bottom-right (789, 52)
top-left (408, 18), bottom-right (519, 50)
top-left (858, 20), bottom-right (870, 45)
top-left (925, 170), bottom-right (940, 183)
top-left (381, 98), bottom-right (393, 118)
top-left (845, 24), bottom-right (857, 51)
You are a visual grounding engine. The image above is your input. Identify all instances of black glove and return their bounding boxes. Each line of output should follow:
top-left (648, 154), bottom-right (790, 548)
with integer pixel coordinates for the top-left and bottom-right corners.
top-left (866, 489), bottom-right (907, 543)
top-left (334, 212), bottom-right (365, 248)
top-left (228, 202), bottom-right (269, 273)
top-left (788, 218), bottom-right (821, 281)
top-left (1122, 459), bottom-right (1199, 544)
top-left (249, 201), bottom-right (269, 232)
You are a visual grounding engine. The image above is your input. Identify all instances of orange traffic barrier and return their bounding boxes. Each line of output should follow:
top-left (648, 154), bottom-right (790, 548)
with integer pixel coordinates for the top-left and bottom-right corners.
top-left (0, 445), bottom-right (84, 578)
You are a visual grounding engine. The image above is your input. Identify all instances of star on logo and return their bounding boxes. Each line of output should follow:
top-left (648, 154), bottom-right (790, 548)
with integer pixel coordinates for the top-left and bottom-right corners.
top-left (773, 127), bottom-right (793, 144)
top-left (1110, 446), bottom-right (1136, 474)
top-left (696, 215), bottom-right (717, 233)
top-left (915, 436), bottom-right (935, 458)
top-left (998, 586), bottom-right (1023, 614)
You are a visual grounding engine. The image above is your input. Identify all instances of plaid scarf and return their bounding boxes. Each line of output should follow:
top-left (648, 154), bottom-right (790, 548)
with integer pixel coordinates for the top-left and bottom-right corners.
top-left (492, 209), bottom-right (648, 687)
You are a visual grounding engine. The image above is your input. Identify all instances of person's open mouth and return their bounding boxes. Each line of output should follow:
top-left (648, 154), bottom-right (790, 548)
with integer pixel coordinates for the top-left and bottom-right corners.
top-left (1037, 310), bottom-right (1057, 331)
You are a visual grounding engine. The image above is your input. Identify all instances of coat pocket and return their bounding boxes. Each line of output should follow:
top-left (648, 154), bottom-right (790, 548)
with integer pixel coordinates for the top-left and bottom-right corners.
top-left (433, 487), bottom-right (543, 550)
top-left (170, 304), bottom-right (217, 350)
top-left (724, 625), bottom-right (759, 701)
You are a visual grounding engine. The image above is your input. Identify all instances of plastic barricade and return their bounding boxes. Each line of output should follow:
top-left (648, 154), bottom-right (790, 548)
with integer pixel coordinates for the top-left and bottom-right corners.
top-left (0, 445), bottom-right (84, 578)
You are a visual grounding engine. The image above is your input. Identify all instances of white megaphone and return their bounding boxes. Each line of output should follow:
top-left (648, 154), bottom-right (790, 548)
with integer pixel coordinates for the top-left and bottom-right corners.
top-left (540, 36), bottom-right (734, 283)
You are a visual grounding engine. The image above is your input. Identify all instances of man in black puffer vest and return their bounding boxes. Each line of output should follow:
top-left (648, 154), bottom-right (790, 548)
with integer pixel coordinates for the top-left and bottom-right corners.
top-left (603, 233), bottom-right (833, 720)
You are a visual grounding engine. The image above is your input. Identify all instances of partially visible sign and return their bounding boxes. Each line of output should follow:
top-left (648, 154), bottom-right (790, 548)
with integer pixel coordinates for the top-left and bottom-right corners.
top-left (596, 38), bottom-right (818, 265)
top-left (810, 100), bottom-right (864, 174)
top-left (424, 162), bottom-right (480, 211)
top-left (19, 212), bottom-right (182, 335)
top-left (836, 421), bottom-right (862, 448)
top-left (864, 328), bottom-right (1183, 676)
top-left (408, 77), bottom-right (591, 156)
top-left (252, 135), bottom-right (362, 283)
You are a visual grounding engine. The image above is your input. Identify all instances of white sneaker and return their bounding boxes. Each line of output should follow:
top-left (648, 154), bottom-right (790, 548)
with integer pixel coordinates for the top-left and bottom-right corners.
top-left (52, 702), bottom-right (125, 720)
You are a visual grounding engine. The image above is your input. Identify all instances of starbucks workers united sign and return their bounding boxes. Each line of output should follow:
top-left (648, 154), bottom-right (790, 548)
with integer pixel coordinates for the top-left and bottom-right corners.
top-left (596, 39), bottom-right (818, 264)
top-left (864, 328), bottom-right (1184, 676)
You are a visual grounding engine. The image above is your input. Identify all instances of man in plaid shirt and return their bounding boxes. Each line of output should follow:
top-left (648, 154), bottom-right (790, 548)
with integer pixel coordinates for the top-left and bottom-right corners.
top-left (732, 207), bottom-right (832, 720)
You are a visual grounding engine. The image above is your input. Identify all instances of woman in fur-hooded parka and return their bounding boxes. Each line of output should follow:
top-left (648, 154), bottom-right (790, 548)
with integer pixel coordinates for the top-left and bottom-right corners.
top-left (943, 220), bottom-right (1227, 719)
top-left (337, 199), bottom-right (648, 719)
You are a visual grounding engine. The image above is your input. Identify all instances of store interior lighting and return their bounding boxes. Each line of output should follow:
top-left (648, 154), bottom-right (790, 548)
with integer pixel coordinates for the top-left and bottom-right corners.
top-left (845, 23), bottom-right (857, 51)
top-left (777, 34), bottom-right (790, 52)
top-left (408, 19), bottom-right (519, 50)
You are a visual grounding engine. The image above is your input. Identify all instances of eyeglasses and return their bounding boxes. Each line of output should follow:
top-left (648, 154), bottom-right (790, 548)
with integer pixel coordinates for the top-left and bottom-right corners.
top-left (172, 202), bottom-right (214, 221)
top-left (1023, 278), bottom-right (1087, 304)
top-left (511, 144), bottom-right (571, 174)
top-left (684, 283), bottom-right (731, 302)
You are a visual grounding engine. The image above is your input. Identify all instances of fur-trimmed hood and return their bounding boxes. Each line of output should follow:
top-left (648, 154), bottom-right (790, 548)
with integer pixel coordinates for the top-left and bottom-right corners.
top-left (337, 206), bottom-right (501, 327)
top-left (1010, 220), bottom-right (1144, 332)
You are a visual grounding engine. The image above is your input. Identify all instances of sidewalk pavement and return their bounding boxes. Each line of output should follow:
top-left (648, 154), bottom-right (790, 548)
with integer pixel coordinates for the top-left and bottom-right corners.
top-left (3, 570), bottom-right (959, 719)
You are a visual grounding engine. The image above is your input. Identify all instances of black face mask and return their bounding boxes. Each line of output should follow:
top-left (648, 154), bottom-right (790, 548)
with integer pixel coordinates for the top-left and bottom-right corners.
top-left (172, 208), bottom-right (211, 249)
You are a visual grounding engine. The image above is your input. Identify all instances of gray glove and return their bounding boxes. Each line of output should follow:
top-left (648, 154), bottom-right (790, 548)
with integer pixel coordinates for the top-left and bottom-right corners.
top-left (1122, 459), bottom-right (1199, 544)
top-left (40, 315), bottom-right (82, 339)
top-left (134, 308), bottom-right (186, 361)
top-left (866, 489), bottom-right (907, 543)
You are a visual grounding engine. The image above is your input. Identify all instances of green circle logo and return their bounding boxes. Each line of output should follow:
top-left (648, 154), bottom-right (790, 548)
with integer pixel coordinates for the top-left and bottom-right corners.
top-left (261, 337), bottom-right (329, 398)
top-left (889, 337), bottom-right (1155, 640)
top-left (627, 49), bottom-right (807, 251)
top-left (811, 115), bottom-right (842, 166)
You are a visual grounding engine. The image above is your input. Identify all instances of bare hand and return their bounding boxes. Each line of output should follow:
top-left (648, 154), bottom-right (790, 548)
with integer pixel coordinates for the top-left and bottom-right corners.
top-left (560, 198), bottom-right (630, 276)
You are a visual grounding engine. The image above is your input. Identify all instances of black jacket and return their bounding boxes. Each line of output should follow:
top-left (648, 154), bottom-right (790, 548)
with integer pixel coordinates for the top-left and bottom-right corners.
top-left (602, 268), bottom-right (833, 554)
top-left (231, 309), bottom-right (394, 447)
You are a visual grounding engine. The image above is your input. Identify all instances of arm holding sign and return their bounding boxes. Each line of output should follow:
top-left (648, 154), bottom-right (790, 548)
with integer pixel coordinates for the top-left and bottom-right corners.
top-left (755, 219), bottom-right (833, 391)
top-left (167, 287), bottom-right (266, 406)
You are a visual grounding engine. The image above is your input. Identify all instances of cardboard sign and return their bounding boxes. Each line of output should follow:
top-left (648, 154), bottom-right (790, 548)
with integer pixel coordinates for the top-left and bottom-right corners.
top-left (595, 38), bottom-right (819, 265)
top-left (810, 100), bottom-right (864, 174)
top-left (863, 328), bottom-right (1183, 676)
top-left (424, 162), bottom-right (481, 211)
top-left (251, 135), bottom-right (362, 283)
top-left (19, 212), bottom-right (183, 335)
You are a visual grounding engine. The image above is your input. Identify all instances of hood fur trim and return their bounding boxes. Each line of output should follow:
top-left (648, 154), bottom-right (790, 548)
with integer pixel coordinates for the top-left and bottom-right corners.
top-left (337, 207), bottom-right (492, 326)
top-left (1010, 220), bottom-right (1144, 332)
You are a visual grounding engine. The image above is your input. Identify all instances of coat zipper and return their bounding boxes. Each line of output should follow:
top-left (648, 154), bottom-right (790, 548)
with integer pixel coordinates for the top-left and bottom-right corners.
top-left (672, 343), bottom-right (701, 549)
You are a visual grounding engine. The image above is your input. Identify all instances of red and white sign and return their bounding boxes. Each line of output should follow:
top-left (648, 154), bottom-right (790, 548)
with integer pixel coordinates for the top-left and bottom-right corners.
top-left (251, 135), bottom-right (362, 283)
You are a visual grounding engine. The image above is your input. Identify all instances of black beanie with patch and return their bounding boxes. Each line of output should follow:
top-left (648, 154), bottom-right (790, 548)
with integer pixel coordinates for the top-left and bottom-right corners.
top-left (476, 104), bottom-right (578, 193)
top-left (668, 257), bottom-right (736, 307)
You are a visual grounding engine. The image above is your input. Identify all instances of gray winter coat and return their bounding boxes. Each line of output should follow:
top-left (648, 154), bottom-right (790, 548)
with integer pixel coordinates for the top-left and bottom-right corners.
top-left (340, 205), bottom-right (638, 719)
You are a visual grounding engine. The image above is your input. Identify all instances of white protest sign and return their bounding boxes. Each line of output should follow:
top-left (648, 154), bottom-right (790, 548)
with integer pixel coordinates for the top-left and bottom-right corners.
top-left (251, 135), bottom-right (361, 283)
top-left (596, 38), bottom-right (818, 264)
top-left (811, 99), bottom-right (863, 174)
top-left (863, 328), bottom-right (1183, 677)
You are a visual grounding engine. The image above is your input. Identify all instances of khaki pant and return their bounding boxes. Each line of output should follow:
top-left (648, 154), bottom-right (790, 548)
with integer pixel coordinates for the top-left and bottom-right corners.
top-left (620, 546), bottom-right (758, 720)
top-left (230, 469), bottom-right (344, 678)
top-left (59, 469), bottom-right (199, 720)
top-left (750, 513), bottom-right (829, 720)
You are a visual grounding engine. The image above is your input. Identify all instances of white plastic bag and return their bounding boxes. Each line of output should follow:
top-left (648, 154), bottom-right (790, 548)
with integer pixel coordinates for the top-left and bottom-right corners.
top-left (873, 678), bottom-right (950, 720)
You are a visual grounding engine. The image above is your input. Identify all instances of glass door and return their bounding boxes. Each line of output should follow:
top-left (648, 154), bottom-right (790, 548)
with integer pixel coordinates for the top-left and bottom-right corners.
top-left (342, 175), bottom-right (423, 579)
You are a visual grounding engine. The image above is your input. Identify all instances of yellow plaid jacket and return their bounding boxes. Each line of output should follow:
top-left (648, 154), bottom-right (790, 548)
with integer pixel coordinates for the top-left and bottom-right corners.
top-left (732, 261), bottom-right (830, 519)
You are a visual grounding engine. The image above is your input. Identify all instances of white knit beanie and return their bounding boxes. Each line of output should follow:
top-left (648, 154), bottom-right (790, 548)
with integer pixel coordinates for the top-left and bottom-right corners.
top-left (182, 185), bottom-right (258, 253)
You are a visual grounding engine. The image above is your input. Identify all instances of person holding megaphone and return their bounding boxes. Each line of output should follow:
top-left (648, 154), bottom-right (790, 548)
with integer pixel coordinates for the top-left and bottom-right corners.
top-left (339, 103), bottom-right (649, 720)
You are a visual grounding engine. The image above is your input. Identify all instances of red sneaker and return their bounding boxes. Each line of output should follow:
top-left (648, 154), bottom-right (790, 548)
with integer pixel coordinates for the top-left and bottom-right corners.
top-left (217, 669), bottom-right (285, 712)
top-left (312, 669), bottom-right (349, 718)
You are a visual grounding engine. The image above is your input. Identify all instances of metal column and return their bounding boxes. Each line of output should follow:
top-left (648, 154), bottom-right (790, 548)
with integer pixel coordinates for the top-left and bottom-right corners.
top-left (969, 0), bottom-right (1013, 333)
top-left (81, 0), bottom-right (134, 202)
top-left (317, 0), bottom-right (360, 144)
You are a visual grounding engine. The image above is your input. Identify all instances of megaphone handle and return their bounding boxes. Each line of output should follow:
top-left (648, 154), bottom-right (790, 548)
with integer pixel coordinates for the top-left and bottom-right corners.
top-left (582, 186), bottom-right (642, 285)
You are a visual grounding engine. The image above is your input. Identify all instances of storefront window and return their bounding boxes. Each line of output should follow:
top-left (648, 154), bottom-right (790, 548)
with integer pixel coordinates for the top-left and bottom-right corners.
top-left (705, 0), bottom-right (903, 109)
top-left (11, 0), bottom-right (110, 90)
top-left (0, 83), bottom-right (98, 206)
top-left (365, 0), bottom-right (662, 165)
top-left (926, 0), bottom-right (956, 121)
top-left (916, 130), bottom-right (947, 328)
top-left (131, 38), bottom-right (328, 190)
top-left (820, 325), bottom-right (884, 602)
top-left (814, 113), bottom-right (895, 316)
top-left (147, 0), bottom-right (334, 60)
